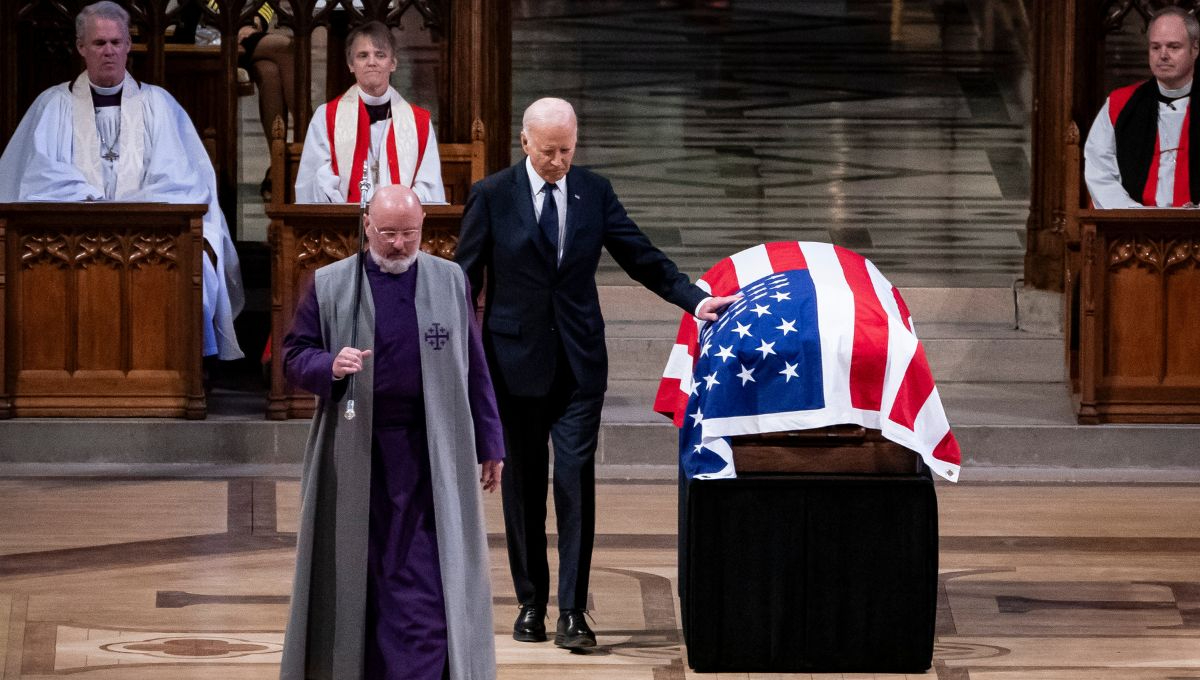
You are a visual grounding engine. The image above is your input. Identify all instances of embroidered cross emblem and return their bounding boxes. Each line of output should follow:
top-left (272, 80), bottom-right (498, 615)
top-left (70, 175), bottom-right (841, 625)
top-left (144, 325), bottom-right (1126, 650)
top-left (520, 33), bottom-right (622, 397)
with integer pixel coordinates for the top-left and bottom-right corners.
top-left (424, 323), bottom-right (449, 350)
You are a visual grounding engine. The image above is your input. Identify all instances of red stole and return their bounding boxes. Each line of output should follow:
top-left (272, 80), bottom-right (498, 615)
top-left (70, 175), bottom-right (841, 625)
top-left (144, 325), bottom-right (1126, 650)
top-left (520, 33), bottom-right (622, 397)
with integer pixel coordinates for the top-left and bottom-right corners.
top-left (1108, 82), bottom-right (1192, 207)
top-left (324, 95), bottom-right (431, 203)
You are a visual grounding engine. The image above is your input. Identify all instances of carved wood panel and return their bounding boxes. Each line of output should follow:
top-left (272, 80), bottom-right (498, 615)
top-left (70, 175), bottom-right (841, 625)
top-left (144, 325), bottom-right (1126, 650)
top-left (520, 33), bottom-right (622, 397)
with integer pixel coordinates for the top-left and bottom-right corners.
top-left (1076, 211), bottom-right (1200, 424)
top-left (0, 203), bottom-right (207, 418)
top-left (21, 230), bottom-right (179, 269)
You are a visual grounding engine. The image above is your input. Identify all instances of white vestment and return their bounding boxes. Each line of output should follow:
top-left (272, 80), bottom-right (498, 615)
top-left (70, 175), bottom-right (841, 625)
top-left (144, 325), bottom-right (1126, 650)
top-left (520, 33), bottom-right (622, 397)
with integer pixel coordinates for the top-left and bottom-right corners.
top-left (1084, 81), bottom-right (1191, 209)
top-left (0, 71), bottom-right (244, 359)
top-left (295, 85), bottom-right (445, 204)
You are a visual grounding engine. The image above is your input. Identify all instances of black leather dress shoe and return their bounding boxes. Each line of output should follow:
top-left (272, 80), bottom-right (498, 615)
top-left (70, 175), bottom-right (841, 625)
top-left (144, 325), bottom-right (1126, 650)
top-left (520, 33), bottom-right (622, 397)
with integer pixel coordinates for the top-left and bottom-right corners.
top-left (513, 604), bottom-right (546, 642)
top-left (554, 609), bottom-right (597, 649)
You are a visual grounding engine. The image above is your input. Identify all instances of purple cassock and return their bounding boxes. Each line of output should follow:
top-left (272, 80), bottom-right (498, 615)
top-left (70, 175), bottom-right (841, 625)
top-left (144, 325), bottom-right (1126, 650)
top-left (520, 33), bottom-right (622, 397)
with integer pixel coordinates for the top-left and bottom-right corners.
top-left (284, 257), bottom-right (503, 680)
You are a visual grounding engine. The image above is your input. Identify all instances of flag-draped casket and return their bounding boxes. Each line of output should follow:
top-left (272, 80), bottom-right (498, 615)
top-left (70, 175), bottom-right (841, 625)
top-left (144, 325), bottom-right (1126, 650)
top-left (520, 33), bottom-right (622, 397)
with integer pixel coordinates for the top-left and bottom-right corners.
top-left (654, 241), bottom-right (961, 482)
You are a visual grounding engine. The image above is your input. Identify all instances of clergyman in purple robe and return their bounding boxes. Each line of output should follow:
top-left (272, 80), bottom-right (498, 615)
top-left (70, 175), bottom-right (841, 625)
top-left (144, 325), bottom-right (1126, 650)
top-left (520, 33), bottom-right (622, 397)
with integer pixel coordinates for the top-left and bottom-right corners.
top-left (279, 185), bottom-right (504, 680)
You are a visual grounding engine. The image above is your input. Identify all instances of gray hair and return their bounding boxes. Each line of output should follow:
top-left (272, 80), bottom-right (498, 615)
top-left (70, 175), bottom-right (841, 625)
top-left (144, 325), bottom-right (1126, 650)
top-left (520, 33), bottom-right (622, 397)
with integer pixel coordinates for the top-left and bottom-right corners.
top-left (76, 1), bottom-right (131, 42)
top-left (345, 20), bottom-right (397, 65)
top-left (521, 97), bottom-right (577, 135)
top-left (1150, 6), bottom-right (1200, 46)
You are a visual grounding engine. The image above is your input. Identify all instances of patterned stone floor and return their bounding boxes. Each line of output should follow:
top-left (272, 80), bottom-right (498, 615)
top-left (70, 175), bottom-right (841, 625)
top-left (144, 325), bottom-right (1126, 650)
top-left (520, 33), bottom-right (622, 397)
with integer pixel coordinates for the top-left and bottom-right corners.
top-left (239, 0), bottom-right (1032, 288)
top-left (1, 479), bottom-right (1199, 679)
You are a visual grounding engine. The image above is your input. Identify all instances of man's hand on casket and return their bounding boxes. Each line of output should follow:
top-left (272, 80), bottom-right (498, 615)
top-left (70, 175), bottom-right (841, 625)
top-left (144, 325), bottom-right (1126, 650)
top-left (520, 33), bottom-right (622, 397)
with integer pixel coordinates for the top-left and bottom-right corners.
top-left (695, 294), bottom-right (742, 322)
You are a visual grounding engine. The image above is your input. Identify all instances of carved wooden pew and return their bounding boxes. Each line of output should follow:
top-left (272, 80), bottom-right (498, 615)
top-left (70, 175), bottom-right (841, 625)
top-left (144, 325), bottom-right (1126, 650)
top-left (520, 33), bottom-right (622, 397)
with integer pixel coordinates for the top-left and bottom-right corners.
top-left (1063, 123), bottom-right (1200, 423)
top-left (1072, 210), bottom-right (1200, 423)
top-left (0, 203), bottom-right (208, 418)
top-left (265, 119), bottom-right (484, 419)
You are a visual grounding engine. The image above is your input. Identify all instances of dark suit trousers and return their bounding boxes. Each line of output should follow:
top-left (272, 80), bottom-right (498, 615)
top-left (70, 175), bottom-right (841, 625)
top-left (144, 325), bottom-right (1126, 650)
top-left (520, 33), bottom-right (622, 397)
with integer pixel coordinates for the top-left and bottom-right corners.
top-left (498, 348), bottom-right (604, 611)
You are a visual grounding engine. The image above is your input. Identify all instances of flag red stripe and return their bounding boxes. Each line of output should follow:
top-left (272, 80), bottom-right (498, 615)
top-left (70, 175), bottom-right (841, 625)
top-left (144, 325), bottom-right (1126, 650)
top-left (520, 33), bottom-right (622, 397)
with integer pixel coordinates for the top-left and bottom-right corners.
top-left (765, 241), bottom-right (807, 272)
top-left (933, 430), bottom-right (962, 465)
top-left (836, 246), bottom-right (888, 411)
top-left (700, 257), bottom-right (740, 297)
top-left (653, 376), bottom-right (685, 426)
top-left (888, 343), bottom-right (936, 430)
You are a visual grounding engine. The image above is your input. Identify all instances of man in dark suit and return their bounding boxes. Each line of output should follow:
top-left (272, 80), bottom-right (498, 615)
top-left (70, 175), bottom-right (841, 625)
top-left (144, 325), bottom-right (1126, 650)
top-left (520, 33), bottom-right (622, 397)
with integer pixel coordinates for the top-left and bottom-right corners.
top-left (456, 97), bottom-right (737, 651)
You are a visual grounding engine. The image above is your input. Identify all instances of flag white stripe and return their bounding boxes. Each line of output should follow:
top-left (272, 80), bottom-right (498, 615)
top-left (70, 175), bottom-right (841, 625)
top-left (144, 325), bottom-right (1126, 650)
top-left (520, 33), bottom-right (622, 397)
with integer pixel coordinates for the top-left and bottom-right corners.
top-left (801, 242), bottom-right (856, 416)
top-left (704, 406), bottom-right (884, 439)
top-left (910, 385), bottom-right (952, 453)
top-left (730, 244), bottom-right (773, 288)
top-left (662, 343), bottom-right (694, 381)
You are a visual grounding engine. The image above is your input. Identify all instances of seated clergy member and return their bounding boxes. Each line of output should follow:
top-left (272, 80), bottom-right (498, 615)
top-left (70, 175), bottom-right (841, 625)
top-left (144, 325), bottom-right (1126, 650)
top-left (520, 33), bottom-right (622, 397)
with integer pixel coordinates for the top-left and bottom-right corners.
top-left (1085, 7), bottom-right (1200, 208)
top-left (0, 1), bottom-right (244, 359)
top-left (295, 20), bottom-right (445, 205)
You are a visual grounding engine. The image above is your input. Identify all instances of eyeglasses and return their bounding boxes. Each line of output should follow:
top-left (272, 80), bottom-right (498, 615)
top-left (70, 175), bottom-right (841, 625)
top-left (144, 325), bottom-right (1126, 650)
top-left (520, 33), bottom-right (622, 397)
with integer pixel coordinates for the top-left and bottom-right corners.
top-left (372, 226), bottom-right (421, 241)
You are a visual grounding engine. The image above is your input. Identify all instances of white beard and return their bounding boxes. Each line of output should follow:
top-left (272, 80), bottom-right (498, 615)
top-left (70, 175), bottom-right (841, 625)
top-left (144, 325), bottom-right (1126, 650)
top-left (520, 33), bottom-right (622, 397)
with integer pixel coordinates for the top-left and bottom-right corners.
top-left (369, 248), bottom-right (417, 274)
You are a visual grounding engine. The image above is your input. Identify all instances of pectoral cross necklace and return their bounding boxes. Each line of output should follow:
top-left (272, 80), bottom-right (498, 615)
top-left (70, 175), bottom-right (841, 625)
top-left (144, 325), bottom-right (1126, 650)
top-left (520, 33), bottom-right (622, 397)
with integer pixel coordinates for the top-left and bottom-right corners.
top-left (99, 134), bottom-right (119, 162)
top-left (96, 110), bottom-right (120, 163)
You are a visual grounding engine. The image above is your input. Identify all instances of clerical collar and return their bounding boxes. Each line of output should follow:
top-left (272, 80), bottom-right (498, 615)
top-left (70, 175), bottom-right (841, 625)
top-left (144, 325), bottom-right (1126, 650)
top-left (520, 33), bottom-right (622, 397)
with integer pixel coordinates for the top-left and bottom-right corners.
top-left (361, 89), bottom-right (391, 123)
top-left (90, 79), bottom-right (123, 108)
top-left (360, 89), bottom-right (390, 105)
top-left (1157, 81), bottom-right (1192, 109)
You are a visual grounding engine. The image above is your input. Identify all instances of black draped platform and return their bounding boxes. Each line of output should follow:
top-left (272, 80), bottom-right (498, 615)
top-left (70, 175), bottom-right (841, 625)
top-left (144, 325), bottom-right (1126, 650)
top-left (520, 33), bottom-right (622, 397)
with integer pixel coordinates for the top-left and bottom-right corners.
top-left (680, 470), bottom-right (938, 673)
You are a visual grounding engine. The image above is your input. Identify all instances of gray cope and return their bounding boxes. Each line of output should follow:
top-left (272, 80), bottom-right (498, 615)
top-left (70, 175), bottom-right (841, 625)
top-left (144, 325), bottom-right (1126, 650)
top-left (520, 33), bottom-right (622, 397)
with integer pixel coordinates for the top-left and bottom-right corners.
top-left (279, 251), bottom-right (497, 680)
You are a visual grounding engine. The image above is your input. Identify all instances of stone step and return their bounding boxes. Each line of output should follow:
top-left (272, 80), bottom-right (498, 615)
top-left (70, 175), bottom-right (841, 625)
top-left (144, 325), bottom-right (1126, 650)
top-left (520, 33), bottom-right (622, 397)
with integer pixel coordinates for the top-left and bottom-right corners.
top-left (599, 284), bottom-right (1057, 382)
top-left (4, 380), bottom-right (1198, 480)
top-left (604, 321), bottom-right (1063, 383)
top-left (598, 284), bottom-right (1021, 326)
top-left (0, 285), bottom-right (1094, 478)
top-left (597, 380), bottom-right (1200, 475)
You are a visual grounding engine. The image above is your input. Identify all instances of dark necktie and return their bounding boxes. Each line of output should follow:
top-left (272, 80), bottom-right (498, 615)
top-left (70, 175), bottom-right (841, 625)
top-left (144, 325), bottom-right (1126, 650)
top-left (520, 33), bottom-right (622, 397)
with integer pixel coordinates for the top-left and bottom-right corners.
top-left (539, 183), bottom-right (559, 260)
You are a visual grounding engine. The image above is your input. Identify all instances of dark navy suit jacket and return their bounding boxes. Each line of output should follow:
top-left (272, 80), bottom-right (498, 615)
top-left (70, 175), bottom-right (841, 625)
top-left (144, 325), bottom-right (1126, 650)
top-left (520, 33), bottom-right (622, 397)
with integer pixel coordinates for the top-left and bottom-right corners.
top-left (456, 161), bottom-right (707, 397)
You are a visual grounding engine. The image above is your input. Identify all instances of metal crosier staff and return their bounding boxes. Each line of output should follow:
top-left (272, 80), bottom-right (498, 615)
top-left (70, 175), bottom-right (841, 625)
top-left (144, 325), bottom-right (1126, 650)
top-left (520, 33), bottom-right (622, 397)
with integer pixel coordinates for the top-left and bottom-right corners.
top-left (344, 160), bottom-right (371, 421)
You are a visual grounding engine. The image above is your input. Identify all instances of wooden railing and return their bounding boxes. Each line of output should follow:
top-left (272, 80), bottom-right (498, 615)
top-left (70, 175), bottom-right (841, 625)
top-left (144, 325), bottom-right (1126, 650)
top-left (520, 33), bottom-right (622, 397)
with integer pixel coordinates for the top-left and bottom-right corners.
top-left (1063, 121), bottom-right (1200, 423)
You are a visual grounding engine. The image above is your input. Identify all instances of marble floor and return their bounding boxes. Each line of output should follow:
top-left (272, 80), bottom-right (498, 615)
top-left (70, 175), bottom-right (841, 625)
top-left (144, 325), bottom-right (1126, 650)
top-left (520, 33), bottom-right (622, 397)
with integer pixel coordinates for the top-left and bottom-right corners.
top-left (238, 0), bottom-right (1033, 288)
top-left (1, 479), bottom-right (1199, 679)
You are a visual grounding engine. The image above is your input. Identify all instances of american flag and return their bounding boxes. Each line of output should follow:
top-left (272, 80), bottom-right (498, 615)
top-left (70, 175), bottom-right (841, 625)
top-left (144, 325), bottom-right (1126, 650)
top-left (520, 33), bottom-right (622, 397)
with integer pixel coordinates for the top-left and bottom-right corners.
top-left (654, 241), bottom-right (961, 482)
